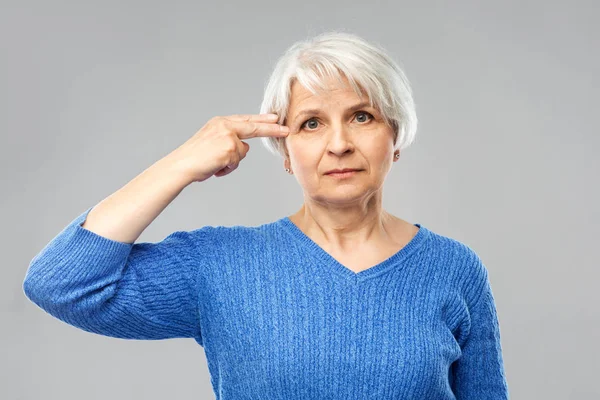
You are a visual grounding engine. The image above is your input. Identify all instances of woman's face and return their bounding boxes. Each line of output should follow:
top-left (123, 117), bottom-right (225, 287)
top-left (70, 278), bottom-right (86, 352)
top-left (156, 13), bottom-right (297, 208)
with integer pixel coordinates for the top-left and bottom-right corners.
top-left (283, 76), bottom-right (398, 206)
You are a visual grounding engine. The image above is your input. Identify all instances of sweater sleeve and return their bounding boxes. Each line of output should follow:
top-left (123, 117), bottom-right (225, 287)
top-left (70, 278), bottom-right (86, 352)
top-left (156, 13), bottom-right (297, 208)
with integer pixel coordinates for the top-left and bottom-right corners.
top-left (22, 206), bottom-right (206, 343)
top-left (450, 258), bottom-right (510, 399)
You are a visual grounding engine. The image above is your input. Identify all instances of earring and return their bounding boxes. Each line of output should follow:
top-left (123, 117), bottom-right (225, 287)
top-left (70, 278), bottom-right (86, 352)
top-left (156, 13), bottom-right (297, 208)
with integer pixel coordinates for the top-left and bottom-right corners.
top-left (394, 153), bottom-right (400, 159)
top-left (285, 168), bottom-right (291, 173)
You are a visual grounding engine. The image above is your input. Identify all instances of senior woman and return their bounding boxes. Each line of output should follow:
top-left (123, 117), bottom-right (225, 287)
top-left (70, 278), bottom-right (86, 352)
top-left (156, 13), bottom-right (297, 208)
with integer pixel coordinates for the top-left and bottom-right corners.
top-left (23, 32), bottom-right (509, 399)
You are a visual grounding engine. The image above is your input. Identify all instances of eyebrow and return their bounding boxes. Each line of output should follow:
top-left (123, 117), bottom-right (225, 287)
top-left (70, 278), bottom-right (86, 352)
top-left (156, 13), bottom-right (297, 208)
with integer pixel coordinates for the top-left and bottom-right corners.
top-left (291, 101), bottom-right (373, 124)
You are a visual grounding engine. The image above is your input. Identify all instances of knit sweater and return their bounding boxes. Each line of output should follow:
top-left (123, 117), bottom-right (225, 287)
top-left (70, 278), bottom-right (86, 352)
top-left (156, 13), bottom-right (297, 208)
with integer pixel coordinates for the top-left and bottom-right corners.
top-left (23, 206), bottom-right (509, 399)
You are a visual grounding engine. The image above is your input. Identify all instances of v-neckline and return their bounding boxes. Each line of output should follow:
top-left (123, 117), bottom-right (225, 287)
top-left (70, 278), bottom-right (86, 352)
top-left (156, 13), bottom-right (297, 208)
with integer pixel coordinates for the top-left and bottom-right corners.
top-left (277, 216), bottom-right (430, 283)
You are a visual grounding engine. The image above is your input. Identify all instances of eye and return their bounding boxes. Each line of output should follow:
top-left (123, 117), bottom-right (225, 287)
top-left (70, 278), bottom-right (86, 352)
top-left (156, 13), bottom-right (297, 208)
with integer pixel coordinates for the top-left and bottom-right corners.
top-left (355, 111), bottom-right (373, 123)
top-left (299, 111), bottom-right (374, 131)
top-left (300, 118), bottom-right (320, 131)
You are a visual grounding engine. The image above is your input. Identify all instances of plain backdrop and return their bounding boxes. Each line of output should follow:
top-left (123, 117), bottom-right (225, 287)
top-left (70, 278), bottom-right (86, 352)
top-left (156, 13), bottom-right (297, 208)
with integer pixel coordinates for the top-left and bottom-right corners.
top-left (2, 1), bottom-right (598, 399)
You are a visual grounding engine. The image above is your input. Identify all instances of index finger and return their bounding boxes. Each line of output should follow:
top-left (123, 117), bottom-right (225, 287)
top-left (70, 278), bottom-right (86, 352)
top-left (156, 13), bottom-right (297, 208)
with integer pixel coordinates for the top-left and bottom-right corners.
top-left (225, 116), bottom-right (290, 139)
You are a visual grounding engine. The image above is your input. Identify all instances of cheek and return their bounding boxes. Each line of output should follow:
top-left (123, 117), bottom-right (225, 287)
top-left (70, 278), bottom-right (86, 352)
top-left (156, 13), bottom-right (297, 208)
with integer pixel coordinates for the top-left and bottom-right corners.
top-left (289, 145), bottom-right (320, 167)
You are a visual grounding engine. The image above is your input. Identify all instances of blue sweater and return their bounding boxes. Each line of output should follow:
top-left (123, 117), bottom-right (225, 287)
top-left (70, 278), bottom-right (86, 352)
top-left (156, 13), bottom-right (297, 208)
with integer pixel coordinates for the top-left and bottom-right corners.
top-left (23, 206), bottom-right (509, 399)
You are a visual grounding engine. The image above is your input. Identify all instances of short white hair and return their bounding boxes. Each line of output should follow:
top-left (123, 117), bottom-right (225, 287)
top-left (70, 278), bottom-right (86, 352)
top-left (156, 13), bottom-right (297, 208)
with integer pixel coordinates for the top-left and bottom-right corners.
top-left (259, 30), bottom-right (418, 158)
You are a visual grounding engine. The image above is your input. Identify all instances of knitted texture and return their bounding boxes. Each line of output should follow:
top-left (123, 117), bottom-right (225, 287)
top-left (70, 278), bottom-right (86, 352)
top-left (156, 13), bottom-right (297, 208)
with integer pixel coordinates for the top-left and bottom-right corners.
top-left (23, 207), bottom-right (509, 399)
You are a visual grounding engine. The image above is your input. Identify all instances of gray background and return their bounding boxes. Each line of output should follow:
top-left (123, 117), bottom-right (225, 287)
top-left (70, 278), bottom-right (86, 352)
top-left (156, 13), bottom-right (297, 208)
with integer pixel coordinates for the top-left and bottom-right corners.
top-left (2, 1), bottom-right (598, 399)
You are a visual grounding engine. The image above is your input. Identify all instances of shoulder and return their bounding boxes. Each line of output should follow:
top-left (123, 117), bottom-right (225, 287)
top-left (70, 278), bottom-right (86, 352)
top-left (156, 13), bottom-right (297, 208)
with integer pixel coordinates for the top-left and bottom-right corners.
top-left (424, 227), bottom-right (489, 304)
top-left (186, 219), bottom-right (281, 251)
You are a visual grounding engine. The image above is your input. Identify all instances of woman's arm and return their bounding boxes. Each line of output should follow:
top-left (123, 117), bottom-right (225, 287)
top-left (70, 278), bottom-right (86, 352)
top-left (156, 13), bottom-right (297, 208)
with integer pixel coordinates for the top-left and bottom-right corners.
top-left (22, 113), bottom-right (285, 342)
top-left (450, 263), bottom-right (510, 399)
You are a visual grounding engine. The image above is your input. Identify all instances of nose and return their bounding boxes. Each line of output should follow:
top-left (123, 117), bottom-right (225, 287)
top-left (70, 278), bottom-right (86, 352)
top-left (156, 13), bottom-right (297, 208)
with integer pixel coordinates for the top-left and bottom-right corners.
top-left (326, 123), bottom-right (354, 156)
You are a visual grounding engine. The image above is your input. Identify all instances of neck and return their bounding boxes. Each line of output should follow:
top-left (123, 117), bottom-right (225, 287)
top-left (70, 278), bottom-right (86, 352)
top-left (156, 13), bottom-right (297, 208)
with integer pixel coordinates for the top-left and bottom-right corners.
top-left (290, 193), bottom-right (398, 252)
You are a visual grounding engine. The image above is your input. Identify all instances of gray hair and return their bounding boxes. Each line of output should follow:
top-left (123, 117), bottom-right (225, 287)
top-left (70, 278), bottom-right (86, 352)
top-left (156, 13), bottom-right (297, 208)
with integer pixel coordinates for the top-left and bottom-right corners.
top-left (259, 30), bottom-right (418, 158)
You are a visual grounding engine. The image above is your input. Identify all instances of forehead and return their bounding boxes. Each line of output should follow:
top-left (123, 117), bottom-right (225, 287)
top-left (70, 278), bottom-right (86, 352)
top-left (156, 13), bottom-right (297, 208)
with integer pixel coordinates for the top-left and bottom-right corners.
top-left (288, 75), bottom-right (367, 111)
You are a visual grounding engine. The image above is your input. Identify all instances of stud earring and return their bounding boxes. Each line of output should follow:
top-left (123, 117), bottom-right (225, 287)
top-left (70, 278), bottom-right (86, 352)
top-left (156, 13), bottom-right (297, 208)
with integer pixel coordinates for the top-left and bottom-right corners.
top-left (285, 168), bottom-right (291, 173)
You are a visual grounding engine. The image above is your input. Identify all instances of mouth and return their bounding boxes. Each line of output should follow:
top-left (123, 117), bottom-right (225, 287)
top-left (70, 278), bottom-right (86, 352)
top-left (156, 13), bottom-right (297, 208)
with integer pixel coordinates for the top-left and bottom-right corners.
top-left (325, 168), bottom-right (362, 175)
top-left (325, 169), bottom-right (363, 178)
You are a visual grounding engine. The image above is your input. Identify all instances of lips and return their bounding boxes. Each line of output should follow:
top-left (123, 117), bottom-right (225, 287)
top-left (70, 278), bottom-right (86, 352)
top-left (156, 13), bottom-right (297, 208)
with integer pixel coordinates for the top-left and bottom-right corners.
top-left (325, 168), bottom-right (361, 175)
